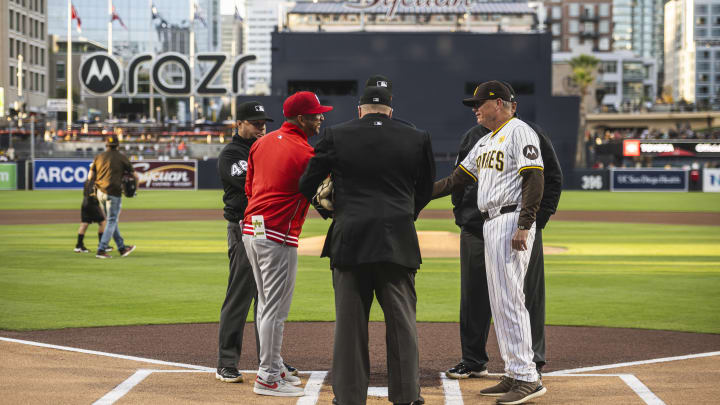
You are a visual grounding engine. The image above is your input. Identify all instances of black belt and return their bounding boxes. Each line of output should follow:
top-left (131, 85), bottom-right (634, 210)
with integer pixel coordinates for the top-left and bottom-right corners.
top-left (479, 204), bottom-right (518, 221)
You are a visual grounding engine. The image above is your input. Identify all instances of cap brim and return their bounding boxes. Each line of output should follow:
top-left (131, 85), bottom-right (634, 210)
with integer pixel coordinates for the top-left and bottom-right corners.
top-left (241, 114), bottom-right (274, 122)
top-left (462, 98), bottom-right (480, 107)
top-left (307, 105), bottom-right (334, 114)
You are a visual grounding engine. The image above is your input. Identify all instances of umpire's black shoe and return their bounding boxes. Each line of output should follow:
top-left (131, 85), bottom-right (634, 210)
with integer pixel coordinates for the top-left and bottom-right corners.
top-left (215, 367), bottom-right (243, 383)
top-left (284, 362), bottom-right (298, 376)
top-left (393, 396), bottom-right (424, 405)
top-left (446, 362), bottom-right (488, 379)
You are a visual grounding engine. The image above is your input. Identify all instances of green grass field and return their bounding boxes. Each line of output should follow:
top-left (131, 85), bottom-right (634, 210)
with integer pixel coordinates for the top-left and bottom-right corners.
top-left (2, 190), bottom-right (720, 212)
top-left (0, 191), bottom-right (719, 333)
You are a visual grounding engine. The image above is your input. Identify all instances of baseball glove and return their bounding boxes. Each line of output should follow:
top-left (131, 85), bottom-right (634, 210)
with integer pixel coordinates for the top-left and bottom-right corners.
top-left (312, 176), bottom-right (334, 219)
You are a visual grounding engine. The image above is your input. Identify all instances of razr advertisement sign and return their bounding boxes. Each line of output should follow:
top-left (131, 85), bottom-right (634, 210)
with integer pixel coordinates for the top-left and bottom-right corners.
top-left (132, 160), bottom-right (197, 190)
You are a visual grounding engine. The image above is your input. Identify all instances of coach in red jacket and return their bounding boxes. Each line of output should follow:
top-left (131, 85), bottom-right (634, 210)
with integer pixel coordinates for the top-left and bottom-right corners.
top-left (242, 91), bottom-right (333, 397)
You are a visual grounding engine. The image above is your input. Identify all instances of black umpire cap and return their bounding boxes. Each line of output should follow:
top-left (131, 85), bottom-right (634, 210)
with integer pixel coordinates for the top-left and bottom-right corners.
top-left (359, 86), bottom-right (392, 107)
top-left (462, 80), bottom-right (513, 107)
top-left (365, 74), bottom-right (392, 93)
top-left (237, 101), bottom-right (274, 122)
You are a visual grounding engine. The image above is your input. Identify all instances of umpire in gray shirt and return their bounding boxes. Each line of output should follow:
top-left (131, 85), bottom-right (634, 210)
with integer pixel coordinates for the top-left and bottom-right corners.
top-left (299, 86), bottom-right (434, 405)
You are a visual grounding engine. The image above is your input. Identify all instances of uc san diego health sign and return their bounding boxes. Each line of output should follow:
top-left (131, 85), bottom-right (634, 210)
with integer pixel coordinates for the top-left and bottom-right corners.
top-left (79, 52), bottom-right (257, 97)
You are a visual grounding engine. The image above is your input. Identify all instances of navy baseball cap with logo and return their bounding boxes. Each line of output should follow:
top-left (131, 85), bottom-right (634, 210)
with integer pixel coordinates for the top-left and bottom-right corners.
top-left (365, 74), bottom-right (392, 93)
top-left (462, 80), bottom-right (513, 107)
top-left (359, 86), bottom-right (392, 107)
top-left (237, 101), bottom-right (274, 122)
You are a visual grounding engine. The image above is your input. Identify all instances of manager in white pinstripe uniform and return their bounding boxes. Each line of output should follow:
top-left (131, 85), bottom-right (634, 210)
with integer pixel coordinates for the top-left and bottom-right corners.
top-left (433, 81), bottom-right (546, 405)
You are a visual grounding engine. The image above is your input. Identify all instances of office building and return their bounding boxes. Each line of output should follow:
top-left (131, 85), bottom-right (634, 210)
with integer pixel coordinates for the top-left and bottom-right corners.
top-left (542, 0), bottom-right (614, 53)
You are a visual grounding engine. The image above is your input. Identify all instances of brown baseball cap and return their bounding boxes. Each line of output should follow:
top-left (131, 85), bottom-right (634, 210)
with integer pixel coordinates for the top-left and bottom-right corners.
top-left (462, 80), bottom-right (513, 107)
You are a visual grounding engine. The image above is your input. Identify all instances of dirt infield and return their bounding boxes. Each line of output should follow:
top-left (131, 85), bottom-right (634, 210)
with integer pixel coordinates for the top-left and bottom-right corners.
top-left (1, 209), bottom-right (719, 226)
top-left (2, 323), bottom-right (719, 404)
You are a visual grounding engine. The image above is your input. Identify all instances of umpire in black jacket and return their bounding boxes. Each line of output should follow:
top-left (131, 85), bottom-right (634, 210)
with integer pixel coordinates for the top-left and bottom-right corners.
top-left (446, 84), bottom-right (562, 379)
top-left (299, 86), bottom-right (435, 405)
top-left (215, 102), bottom-right (272, 383)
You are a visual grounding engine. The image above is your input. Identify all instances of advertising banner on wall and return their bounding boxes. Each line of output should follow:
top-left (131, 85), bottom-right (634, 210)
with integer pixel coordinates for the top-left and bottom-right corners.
top-left (570, 169), bottom-right (609, 190)
top-left (703, 168), bottom-right (720, 192)
top-left (610, 168), bottom-right (688, 192)
top-left (33, 159), bottom-right (92, 189)
top-left (132, 160), bottom-right (197, 190)
top-left (0, 163), bottom-right (17, 190)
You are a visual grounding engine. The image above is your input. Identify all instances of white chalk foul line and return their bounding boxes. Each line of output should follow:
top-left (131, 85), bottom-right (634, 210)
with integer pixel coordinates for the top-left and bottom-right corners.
top-left (548, 374), bottom-right (665, 405)
top-left (546, 351), bottom-right (720, 376)
top-left (92, 369), bottom-right (154, 405)
top-left (297, 371), bottom-right (328, 405)
top-left (440, 373), bottom-right (463, 405)
top-left (0, 336), bottom-right (213, 371)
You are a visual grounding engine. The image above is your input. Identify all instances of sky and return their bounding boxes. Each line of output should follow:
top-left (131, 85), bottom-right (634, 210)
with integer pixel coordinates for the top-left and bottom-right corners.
top-left (220, 0), bottom-right (244, 16)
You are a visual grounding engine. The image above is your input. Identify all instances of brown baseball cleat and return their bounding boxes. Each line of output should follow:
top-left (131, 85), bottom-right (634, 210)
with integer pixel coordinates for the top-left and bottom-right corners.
top-left (480, 376), bottom-right (515, 397)
top-left (496, 379), bottom-right (546, 405)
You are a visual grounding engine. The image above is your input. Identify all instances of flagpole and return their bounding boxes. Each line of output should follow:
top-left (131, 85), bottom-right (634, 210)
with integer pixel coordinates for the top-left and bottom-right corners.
top-left (231, 2), bottom-right (237, 123)
top-left (189, 0), bottom-right (195, 125)
top-left (149, 0), bottom-right (154, 122)
top-left (107, 0), bottom-right (113, 119)
top-left (67, 0), bottom-right (72, 131)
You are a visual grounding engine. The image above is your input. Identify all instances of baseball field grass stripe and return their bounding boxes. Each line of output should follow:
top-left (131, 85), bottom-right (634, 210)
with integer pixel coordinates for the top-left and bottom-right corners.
top-left (2, 190), bottom-right (720, 212)
top-left (93, 369), bottom-right (153, 405)
top-left (1, 219), bottom-right (719, 332)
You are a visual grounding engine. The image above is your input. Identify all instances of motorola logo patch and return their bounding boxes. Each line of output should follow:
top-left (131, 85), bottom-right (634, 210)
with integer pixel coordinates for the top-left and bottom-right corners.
top-left (79, 53), bottom-right (124, 96)
top-left (523, 145), bottom-right (539, 160)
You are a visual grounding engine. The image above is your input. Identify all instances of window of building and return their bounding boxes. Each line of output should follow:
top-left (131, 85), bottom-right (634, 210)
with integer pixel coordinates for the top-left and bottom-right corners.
top-left (697, 17), bottom-right (707, 25)
top-left (40, 0), bottom-right (43, 13)
top-left (584, 22), bottom-right (595, 33)
top-left (34, 46), bottom-right (38, 65)
top-left (34, 20), bottom-right (38, 38)
top-left (569, 37), bottom-right (579, 50)
top-left (569, 20), bottom-right (579, 34)
top-left (603, 82), bottom-right (617, 95)
top-left (552, 6), bottom-right (561, 19)
top-left (601, 61), bottom-right (617, 73)
top-left (698, 86), bottom-right (709, 94)
top-left (599, 37), bottom-right (610, 51)
top-left (41, 74), bottom-right (44, 92)
top-left (10, 66), bottom-right (15, 87)
top-left (713, 28), bottom-right (720, 37)
top-left (599, 20), bottom-right (609, 33)
top-left (696, 5), bottom-right (708, 14)
top-left (552, 39), bottom-right (561, 52)
top-left (40, 22), bottom-right (43, 36)
top-left (40, 49), bottom-right (44, 66)
top-left (552, 24), bottom-right (561, 36)
top-left (699, 73), bottom-right (710, 82)
top-left (22, 15), bottom-right (26, 34)
top-left (9, 38), bottom-right (14, 58)
top-left (28, 45), bottom-right (33, 64)
top-left (16, 13), bottom-right (20, 31)
top-left (9, 10), bottom-right (14, 30)
top-left (569, 3), bottom-right (579, 17)
top-left (599, 4), bottom-right (610, 17)
top-left (697, 28), bottom-right (708, 37)
top-left (23, 69), bottom-right (27, 89)
top-left (56, 62), bottom-right (65, 81)
top-left (16, 40), bottom-right (21, 57)
top-left (582, 4), bottom-right (594, 18)
top-left (34, 72), bottom-right (38, 91)
top-left (713, 4), bottom-right (720, 14)
top-left (701, 50), bottom-right (711, 59)
top-left (697, 62), bottom-right (711, 71)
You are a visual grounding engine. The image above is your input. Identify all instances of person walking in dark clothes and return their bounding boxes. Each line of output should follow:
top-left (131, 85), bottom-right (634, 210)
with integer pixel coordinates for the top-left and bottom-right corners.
top-left (215, 102), bottom-right (299, 383)
top-left (299, 86), bottom-right (435, 405)
top-left (444, 83), bottom-right (562, 380)
top-left (89, 135), bottom-right (138, 259)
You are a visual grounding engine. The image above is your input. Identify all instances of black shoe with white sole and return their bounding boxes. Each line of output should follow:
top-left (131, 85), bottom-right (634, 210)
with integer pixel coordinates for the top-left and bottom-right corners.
top-left (215, 367), bottom-right (243, 383)
top-left (446, 362), bottom-right (489, 379)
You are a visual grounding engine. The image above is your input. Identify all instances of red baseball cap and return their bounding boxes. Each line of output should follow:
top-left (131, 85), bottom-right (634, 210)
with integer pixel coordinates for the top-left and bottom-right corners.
top-left (283, 91), bottom-right (334, 117)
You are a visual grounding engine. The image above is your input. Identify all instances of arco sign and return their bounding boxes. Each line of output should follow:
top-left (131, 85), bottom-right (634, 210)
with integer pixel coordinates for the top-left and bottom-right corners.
top-left (79, 52), bottom-right (257, 97)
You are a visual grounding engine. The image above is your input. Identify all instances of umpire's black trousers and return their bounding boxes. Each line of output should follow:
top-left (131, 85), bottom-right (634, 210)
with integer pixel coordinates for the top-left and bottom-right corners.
top-left (459, 228), bottom-right (546, 370)
top-left (217, 222), bottom-right (259, 368)
top-left (332, 263), bottom-right (421, 405)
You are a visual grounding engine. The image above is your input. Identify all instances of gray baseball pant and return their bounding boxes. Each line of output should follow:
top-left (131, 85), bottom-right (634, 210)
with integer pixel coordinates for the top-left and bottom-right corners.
top-left (242, 235), bottom-right (297, 382)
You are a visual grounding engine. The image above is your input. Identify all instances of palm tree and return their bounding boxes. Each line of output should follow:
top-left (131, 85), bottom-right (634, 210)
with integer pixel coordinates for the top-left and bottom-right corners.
top-left (569, 54), bottom-right (599, 168)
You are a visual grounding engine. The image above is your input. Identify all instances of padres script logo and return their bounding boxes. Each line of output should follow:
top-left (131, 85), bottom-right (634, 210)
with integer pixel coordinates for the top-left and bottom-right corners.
top-left (344, 0), bottom-right (473, 18)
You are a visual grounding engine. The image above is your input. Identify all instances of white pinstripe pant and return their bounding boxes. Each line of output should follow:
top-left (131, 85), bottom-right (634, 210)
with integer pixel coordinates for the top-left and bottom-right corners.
top-left (483, 211), bottom-right (539, 382)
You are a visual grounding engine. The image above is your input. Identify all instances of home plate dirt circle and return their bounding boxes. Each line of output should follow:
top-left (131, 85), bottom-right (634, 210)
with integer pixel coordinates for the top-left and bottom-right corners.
top-left (297, 231), bottom-right (568, 257)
